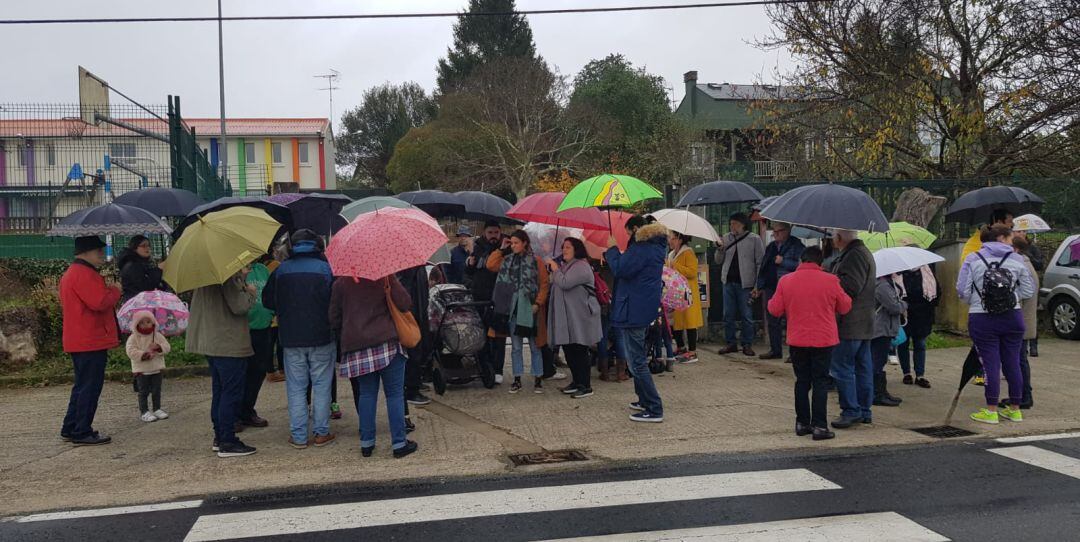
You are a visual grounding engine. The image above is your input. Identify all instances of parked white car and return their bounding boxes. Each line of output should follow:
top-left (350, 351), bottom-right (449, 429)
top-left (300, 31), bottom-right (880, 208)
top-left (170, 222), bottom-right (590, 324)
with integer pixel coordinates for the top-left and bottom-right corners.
top-left (1039, 234), bottom-right (1080, 340)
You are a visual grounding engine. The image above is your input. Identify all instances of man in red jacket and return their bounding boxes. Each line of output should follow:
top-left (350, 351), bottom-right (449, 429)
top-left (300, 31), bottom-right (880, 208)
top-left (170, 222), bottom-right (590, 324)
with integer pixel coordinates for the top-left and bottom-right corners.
top-left (59, 236), bottom-right (122, 446)
top-left (768, 246), bottom-right (852, 441)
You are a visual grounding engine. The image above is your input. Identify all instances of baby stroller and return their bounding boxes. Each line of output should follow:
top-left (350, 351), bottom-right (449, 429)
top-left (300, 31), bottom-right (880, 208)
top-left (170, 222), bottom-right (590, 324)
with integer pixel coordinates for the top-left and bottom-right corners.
top-left (427, 284), bottom-right (496, 394)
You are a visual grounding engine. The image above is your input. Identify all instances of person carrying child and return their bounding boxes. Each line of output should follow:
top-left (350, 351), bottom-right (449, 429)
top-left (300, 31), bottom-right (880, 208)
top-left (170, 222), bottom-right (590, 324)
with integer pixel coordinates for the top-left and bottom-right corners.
top-left (126, 310), bottom-right (171, 422)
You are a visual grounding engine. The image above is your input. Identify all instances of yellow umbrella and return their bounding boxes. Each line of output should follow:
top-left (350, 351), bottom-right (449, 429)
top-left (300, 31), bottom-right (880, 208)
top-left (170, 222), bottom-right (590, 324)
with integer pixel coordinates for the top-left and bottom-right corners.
top-left (163, 206), bottom-right (283, 293)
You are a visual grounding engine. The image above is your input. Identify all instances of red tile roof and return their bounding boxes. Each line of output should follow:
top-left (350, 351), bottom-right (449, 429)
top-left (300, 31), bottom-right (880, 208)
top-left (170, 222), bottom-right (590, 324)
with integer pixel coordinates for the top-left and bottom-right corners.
top-left (0, 118), bottom-right (330, 138)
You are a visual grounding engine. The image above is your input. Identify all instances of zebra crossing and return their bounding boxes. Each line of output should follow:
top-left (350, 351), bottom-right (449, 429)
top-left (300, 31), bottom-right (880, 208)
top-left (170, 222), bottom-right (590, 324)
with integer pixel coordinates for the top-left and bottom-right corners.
top-left (7, 433), bottom-right (1080, 542)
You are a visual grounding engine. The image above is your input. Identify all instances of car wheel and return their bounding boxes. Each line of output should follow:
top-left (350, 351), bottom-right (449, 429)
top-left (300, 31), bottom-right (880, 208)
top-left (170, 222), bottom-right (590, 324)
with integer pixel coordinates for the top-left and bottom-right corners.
top-left (1049, 296), bottom-right (1080, 340)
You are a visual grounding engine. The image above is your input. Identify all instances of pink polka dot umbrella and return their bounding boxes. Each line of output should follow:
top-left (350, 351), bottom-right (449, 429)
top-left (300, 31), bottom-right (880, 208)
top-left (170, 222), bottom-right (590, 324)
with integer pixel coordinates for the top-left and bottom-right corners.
top-left (327, 207), bottom-right (448, 280)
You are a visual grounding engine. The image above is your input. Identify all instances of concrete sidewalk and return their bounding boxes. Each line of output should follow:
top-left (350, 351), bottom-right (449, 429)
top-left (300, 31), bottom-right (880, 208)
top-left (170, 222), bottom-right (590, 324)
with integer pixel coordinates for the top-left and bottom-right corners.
top-left (2, 340), bottom-right (1077, 516)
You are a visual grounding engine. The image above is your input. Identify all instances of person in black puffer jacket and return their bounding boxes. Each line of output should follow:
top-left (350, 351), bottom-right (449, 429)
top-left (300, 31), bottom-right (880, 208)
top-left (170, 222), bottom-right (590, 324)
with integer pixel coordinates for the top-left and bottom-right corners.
top-left (117, 235), bottom-right (166, 304)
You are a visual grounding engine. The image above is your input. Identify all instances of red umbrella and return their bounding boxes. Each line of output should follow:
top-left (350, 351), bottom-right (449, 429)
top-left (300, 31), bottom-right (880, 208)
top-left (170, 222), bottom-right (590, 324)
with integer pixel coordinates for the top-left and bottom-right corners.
top-left (506, 192), bottom-right (609, 230)
top-left (583, 210), bottom-right (634, 252)
top-left (327, 207), bottom-right (447, 280)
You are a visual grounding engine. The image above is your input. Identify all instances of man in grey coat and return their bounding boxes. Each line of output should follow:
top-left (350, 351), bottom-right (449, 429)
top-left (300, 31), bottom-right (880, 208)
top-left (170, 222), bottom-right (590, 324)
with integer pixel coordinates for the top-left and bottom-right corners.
top-left (714, 213), bottom-right (764, 356)
top-left (827, 230), bottom-right (877, 428)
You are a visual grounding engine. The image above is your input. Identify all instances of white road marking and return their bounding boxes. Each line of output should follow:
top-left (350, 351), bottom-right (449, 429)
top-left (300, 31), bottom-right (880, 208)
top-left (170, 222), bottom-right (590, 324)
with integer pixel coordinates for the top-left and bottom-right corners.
top-left (990, 445), bottom-right (1080, 480)
top-left (183, 469), bottom-right (839, 541)
top-left (539, 512), bottom-right (949, 541)
top-left (11, 500), bottom-right (203, 523)
top-left (996, 431), bottom-right (1080, 444)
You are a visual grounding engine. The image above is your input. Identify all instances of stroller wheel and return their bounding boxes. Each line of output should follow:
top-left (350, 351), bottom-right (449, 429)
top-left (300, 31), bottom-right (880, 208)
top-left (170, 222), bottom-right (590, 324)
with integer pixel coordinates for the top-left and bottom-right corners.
top-left (433, 368), bottom-right (447, 396)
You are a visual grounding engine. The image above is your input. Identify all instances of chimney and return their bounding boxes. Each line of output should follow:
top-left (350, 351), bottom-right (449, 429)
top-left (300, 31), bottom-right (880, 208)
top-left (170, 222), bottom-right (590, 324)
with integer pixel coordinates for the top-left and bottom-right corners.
top-left (683, 71), bottom-right (698, 116)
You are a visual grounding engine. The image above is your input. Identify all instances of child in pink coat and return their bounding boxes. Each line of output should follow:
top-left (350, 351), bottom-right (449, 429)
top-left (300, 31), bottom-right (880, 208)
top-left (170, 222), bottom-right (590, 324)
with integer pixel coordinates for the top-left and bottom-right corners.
top-left (126, 311), bottom-right (171, 422)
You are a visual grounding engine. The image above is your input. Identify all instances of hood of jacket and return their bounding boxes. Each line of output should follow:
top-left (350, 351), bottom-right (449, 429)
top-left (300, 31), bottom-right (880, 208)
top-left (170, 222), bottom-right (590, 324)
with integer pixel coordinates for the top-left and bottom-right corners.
top-left (117, 248), bottom-right (150, 270)
top-left (291, 240), bottom-right (324, 258)
top-left (130, 310), bottom-right (157, 334)
top-left (979, 241), bottom-right (1014, 258)
top-left (634, 223), bottom-right (670, 244)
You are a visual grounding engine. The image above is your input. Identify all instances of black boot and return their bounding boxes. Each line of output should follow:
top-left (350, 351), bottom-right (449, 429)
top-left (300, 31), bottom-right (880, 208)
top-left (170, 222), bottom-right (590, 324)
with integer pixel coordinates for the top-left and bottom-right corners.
top-left (882, 373), bottom-right (903, 404)
top-left (1029, 339), bottom-right (1039, 358)
top-left (873, 374), bottom-right (901, 407)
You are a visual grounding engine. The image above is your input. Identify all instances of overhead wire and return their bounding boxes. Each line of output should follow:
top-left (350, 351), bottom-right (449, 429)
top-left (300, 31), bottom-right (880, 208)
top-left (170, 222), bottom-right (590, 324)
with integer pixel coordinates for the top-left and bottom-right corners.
top-left (0, 0), bottom-right (833, 25)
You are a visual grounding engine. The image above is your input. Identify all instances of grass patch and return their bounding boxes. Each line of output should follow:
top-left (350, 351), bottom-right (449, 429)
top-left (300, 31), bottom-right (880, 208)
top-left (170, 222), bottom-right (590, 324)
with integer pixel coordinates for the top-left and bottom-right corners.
top-left (926, 331), bottom-right (970, 350)
top-left (3, 337), bottom-right (207, 387)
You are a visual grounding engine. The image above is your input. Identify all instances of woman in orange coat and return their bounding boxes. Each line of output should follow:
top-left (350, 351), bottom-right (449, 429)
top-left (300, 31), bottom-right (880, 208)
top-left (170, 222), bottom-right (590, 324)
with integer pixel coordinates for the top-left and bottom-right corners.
top-left (487, 230), bottom-right (549, 393)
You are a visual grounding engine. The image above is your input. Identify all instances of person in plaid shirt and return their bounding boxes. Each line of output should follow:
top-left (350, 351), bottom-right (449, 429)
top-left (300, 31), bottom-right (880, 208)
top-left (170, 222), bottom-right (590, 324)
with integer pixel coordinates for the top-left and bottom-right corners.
top-left (329, 273), bottom-right (418, 459)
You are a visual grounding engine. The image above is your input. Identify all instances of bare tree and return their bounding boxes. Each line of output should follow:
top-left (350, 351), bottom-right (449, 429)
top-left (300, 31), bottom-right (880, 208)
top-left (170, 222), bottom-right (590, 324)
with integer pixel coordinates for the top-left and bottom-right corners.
top-left (756, 0), bottom-right (1080, 180)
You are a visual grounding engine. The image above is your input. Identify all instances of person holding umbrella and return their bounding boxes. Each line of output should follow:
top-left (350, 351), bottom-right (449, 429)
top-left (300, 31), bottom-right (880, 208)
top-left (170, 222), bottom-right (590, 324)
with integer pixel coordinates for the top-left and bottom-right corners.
top-left (117, 235), bottom-right (167, 305)
top-left (828, 229), bottom-right (877, 428)
top-left (897, 265), bottom-right (939, 389)
top-left (666, 232), bottom-right (702, 362)
top-left (958, 225), bottom-right (1036, 424)
top-left (545, 238), bottom-right (603, 398)
top-left (753, 222), bottom-right (805, 360)
top-left (606, 216), bottom-right (669, 423)
top-left (59, 236), bottom-right (123, 446)
top-left (715, 212), bottom-right (764, 356)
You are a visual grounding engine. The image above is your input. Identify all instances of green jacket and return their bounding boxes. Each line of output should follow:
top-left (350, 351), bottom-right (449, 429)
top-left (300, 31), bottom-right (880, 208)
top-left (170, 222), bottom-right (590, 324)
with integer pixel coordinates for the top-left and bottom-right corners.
top-left (246, 263), bottom-right (273, 330)
top-left (186, 274), bottom-right (255, 358)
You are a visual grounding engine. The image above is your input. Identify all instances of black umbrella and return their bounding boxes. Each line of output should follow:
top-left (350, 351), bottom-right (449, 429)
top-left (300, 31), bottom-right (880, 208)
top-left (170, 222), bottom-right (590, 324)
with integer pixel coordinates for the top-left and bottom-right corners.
top-left (113, 187), bottom-right (206, 218)
top-left (454, 191), bottom-right (519, 223)
top-left (395, 190), bottom-right (466, 218)
top-left (944, 347), bottom-right (984, 424)
top-left (286, 193), bottom-right (352, 236)
top-left (677, 180), bottom-right (764, 207)
top-left (173, 196), bottom-right (292, 240)
top-left (759, 184), bottom-right (890, 233)
top-left (944, 186), bottom-right (1045, 225)
top-left (48, 202), bottom-right (171, 237)
top-left (752, 195), bottom-right (779, 211)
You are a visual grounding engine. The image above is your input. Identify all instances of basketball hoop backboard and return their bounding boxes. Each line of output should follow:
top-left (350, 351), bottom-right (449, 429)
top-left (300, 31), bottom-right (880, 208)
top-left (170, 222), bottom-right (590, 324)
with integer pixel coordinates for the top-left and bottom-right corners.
top-left (78, 66), bottom-right (109, 125)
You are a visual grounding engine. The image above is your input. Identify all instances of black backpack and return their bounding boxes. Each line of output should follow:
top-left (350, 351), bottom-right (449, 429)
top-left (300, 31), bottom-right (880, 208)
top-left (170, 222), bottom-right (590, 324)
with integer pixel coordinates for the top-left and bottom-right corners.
top-left (974, 253), bottom-right (1016, 315)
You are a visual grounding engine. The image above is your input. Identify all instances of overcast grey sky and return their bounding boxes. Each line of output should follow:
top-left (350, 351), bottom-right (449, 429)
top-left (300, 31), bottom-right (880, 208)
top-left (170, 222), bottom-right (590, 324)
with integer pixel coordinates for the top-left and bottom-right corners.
top-left (0, 0), bottom-right (792, 123)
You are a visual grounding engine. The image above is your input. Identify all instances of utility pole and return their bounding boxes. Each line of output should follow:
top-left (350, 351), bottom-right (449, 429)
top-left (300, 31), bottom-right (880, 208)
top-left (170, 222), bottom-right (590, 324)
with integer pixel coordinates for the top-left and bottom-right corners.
top-left (314, 69), bottom-right (341, 127)
top-left (217, 0), bottom-right (228, 184)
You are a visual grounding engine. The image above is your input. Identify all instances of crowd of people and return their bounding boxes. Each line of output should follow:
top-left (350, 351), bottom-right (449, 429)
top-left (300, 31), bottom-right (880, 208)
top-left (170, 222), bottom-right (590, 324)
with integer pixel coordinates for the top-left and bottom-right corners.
top-left (54, 207), bottom-right (1045, 454)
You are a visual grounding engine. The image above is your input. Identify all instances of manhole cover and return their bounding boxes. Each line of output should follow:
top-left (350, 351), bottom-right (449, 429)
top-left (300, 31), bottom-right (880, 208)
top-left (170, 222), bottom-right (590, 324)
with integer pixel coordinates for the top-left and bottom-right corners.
top-left (911, 425), bottom-right (977, 439)
top-left (509, 450), bottom-right (589, 466)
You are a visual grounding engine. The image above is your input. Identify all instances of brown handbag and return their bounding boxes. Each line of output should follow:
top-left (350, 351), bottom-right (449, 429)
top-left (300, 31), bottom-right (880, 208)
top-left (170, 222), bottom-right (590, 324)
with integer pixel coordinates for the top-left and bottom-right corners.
top-left (384, 277), bottom-right (421, 348)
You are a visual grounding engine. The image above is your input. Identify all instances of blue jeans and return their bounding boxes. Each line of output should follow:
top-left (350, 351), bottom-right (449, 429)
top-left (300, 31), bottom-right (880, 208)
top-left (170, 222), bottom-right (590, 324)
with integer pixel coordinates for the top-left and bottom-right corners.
top-left (510, 335), bottom-right (543, 377)
top-left (616, 326), bottom-right (663, 416)
top-left (61, 350), bottom-right (107, 439)
top-left (284, 342), bottom-right (336, 444)
top-left (897, 334), bottom-right (927, 377)
top-left (830, 339), bottom-right (873, 419)
top-left (763, 289), bottom-right (784, 355)
top-left (723, 283), bottom-right (755, 347)
top-left (208, 356), bottom-right (247, 445)
top-left (353, 354), bottom-right (408, 450)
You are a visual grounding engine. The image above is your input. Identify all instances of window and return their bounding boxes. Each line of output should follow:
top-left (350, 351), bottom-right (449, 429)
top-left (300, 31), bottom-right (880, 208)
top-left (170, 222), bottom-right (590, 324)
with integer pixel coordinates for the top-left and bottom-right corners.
top-left (46, 144), bottom-right (56, 166)
top-left (298, 142), bottom-right (309, 164)
top-left (245, 142), bottom-right (255, 164)
top-left (1059, 244), bottom-right (1079, 267)
top-left (16, 143), bottom-right (28, 166)
top-left (272, 142), bottom-right (282, 164)
top-left (109, 143), bottom-right (137, 158)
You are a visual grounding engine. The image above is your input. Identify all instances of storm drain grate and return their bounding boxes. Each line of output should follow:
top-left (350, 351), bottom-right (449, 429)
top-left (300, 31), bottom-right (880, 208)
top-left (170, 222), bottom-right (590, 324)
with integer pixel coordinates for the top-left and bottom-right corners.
top-left (509, 450), bottom-right (589, 466)
top-left (911, 425), bottom-right (977, 439)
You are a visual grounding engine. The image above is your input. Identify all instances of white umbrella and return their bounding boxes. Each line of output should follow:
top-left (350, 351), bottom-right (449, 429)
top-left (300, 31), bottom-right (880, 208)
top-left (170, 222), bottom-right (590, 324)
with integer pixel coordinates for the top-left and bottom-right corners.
top-left (873, 247), bottom-right (945, 277)
top-left (648, 208), bottom-right (721, 243)
top-left (1012, 214), bottom-right (1050, 233)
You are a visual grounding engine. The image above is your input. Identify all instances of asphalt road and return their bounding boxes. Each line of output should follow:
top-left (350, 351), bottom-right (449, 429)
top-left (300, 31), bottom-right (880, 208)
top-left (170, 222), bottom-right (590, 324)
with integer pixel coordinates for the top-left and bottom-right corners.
top-left (5, 433), bottom-right (1080, 541)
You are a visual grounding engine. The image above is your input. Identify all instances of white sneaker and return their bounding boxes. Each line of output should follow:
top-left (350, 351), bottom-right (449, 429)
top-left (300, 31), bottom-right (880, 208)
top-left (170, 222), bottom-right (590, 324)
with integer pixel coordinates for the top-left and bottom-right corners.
top-left (547, 371), bottom-right (568, 381)
top-left (494, 374), bottom-right (504, 385)
top-left (140, 412), bottom-right (158, 422)
top-left (153, 409), bottom-right (169, 420)
top-left (888, 354), bottom-right (900, 365)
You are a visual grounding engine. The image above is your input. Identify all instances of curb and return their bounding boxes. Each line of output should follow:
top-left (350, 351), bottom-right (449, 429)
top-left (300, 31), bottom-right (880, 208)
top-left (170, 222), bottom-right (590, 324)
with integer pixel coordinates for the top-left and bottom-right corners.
top-left (0, 364), bottom-right (210, 387)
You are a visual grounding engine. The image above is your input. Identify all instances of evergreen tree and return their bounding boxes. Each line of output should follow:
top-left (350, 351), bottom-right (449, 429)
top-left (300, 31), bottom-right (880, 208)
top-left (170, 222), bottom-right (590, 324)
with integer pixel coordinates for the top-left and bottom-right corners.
top-left (436, 0), bottom-right (539, 95)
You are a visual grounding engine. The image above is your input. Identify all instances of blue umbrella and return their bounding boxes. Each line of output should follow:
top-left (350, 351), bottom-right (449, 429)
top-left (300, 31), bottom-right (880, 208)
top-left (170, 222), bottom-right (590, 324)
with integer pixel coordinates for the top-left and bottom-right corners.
top-left (760, 184), bottom-right (889, 233)
top-left (48, 203), bottom-right (171, 237)
top-left (677, 180), bottom-right (764, 206)
top-left (114, 187), bottom-right (205, 217)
